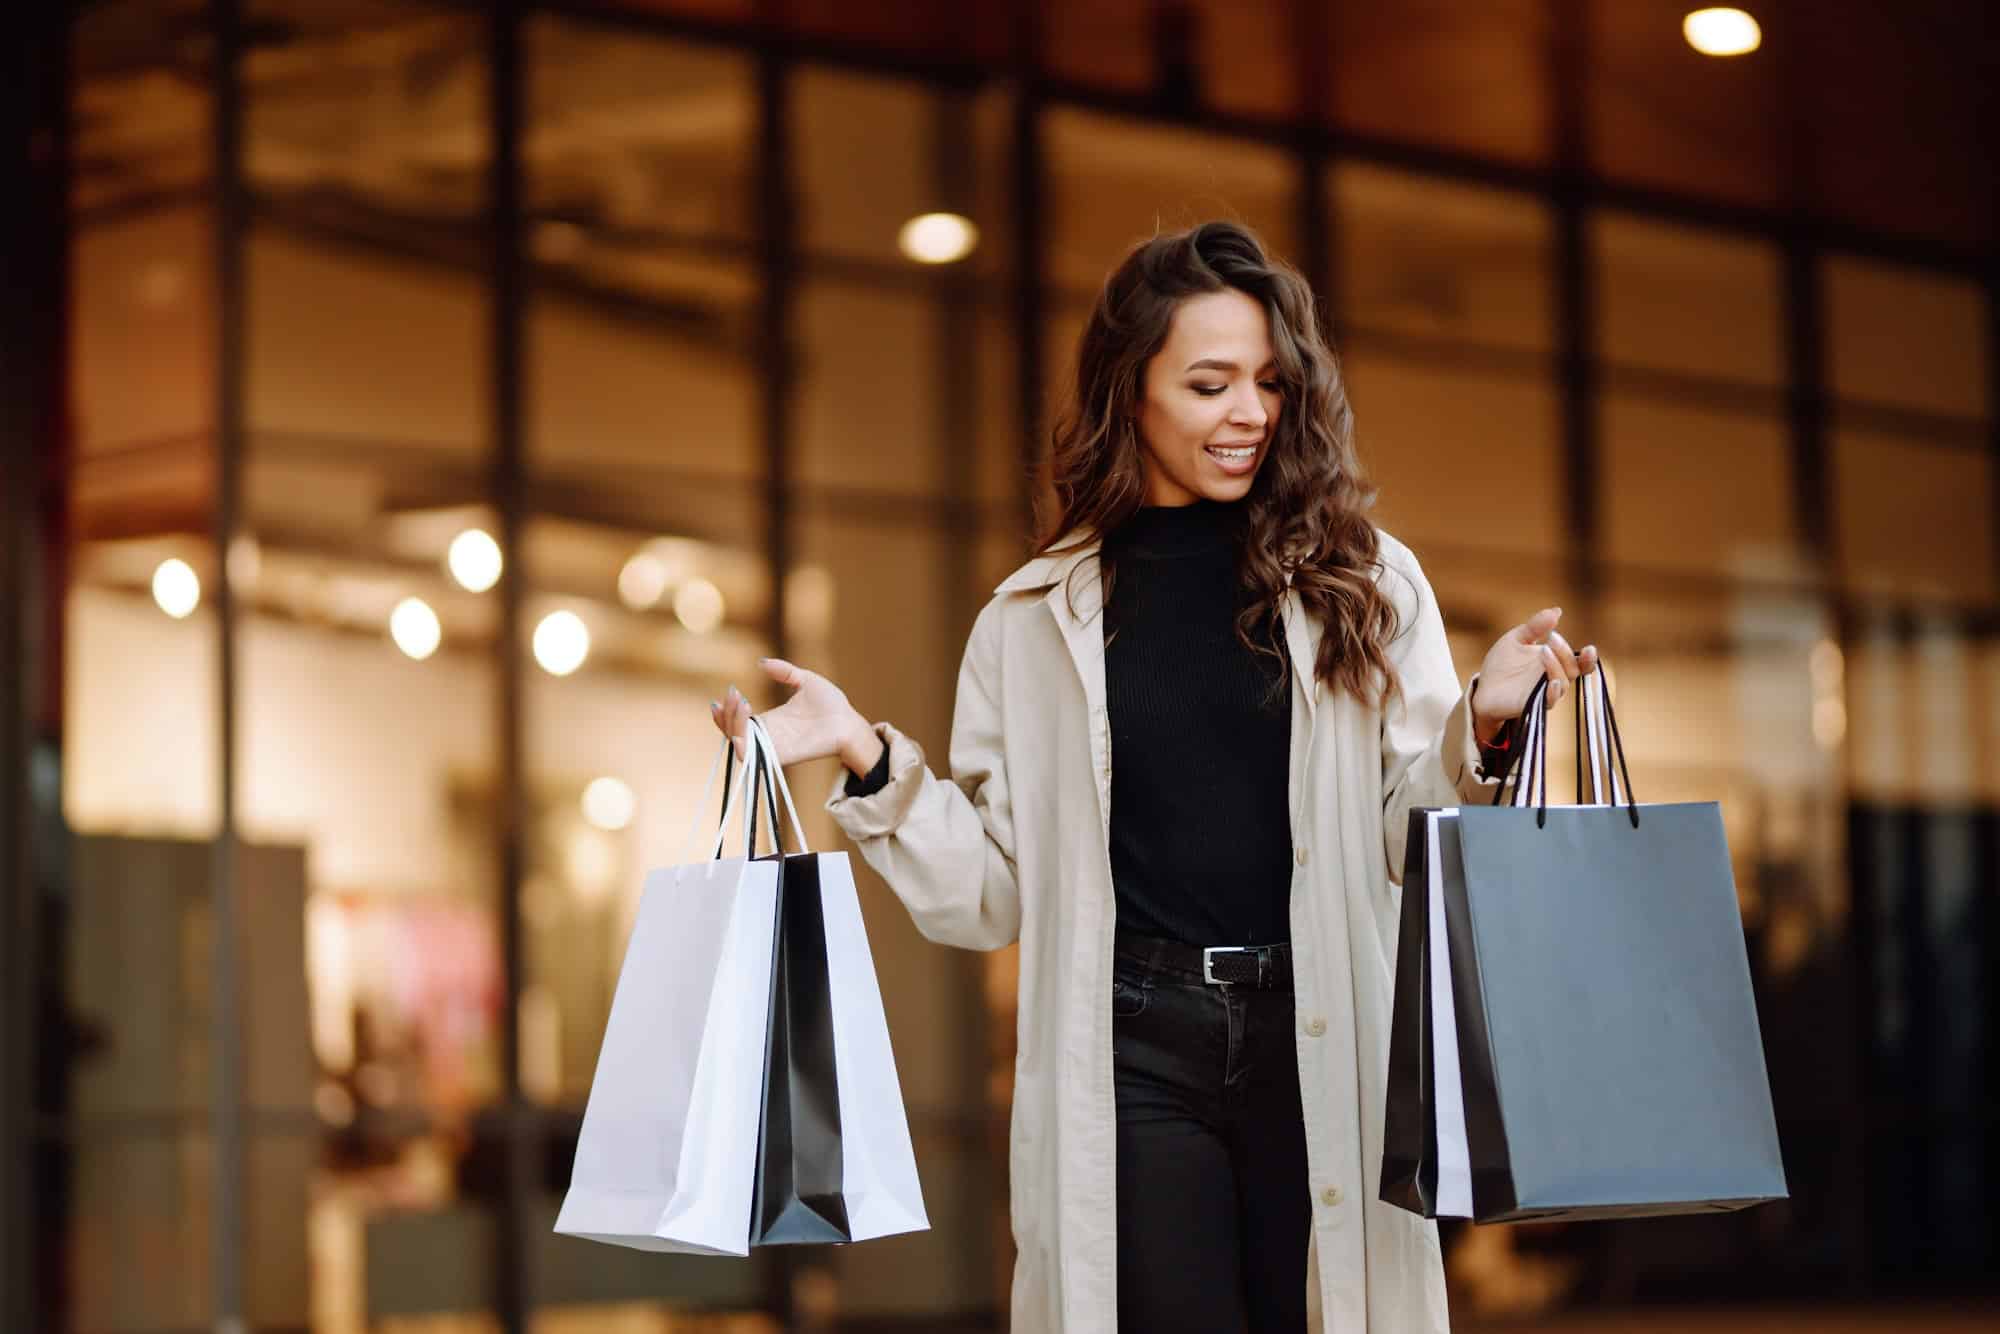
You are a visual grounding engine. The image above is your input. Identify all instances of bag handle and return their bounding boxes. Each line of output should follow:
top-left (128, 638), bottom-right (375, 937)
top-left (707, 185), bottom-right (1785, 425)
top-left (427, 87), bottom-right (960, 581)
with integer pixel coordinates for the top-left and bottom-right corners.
top-left (1490, 665), bottom-right (1641, 829)
top-left (693, 728), bottom-right (773, 872)
top-left (746, 715), bottom-right (812, 854)
top-left (1493, 676), bottom-right (1547, 811)
top-left (680, 730), bottom-right (749, 866)
top-left (1575, 667), bottom-right (1625, 806)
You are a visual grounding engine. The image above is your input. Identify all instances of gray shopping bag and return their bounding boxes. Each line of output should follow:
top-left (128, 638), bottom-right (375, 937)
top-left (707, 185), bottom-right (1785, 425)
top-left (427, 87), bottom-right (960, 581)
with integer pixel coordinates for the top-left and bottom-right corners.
top-left (1382, 669), bottom-right (1788, 1222)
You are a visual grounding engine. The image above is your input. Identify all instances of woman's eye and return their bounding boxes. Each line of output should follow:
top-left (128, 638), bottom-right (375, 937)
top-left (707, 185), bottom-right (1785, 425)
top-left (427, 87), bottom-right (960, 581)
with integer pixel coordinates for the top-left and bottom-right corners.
top-left (1258, 380), bottom-right (1281, 393)
top-left (1191, 384), bottom-right (1225, 397)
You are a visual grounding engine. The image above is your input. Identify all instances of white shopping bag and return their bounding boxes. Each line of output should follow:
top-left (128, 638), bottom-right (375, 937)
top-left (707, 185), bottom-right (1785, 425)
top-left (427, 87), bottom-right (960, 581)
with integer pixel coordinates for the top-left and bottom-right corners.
top-left (555, 717), bottom-right (927, 1254)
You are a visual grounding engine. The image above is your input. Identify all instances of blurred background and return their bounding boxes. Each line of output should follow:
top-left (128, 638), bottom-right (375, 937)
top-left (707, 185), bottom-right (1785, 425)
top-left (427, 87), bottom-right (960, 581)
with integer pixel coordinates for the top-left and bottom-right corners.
top-left (0, 1), bottom-right (1994, 1331)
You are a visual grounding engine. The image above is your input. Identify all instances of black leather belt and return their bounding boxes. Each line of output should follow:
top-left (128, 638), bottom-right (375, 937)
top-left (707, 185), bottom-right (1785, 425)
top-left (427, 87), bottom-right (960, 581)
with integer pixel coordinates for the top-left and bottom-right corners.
top-left (1115, 930), bottom-right (1294, 991)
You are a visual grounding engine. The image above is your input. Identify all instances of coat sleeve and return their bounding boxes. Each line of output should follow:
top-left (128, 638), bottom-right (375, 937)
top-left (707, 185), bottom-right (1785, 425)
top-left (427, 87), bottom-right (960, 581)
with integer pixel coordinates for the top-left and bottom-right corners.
top-left (1377, 542), bottom-right (1512, 883)
top-left (822, 598), bottom-right (1022, 951)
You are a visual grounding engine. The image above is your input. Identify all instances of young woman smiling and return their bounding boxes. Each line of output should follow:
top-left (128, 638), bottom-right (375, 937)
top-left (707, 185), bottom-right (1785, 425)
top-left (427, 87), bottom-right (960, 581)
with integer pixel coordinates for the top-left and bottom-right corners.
top-left (713, 221), bottom-right (1595, 1332)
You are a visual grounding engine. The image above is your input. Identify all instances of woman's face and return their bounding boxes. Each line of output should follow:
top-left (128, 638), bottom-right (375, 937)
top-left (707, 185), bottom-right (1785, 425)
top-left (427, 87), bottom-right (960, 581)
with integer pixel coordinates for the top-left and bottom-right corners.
top-left (1134, 288), bottom-right (1283, 507)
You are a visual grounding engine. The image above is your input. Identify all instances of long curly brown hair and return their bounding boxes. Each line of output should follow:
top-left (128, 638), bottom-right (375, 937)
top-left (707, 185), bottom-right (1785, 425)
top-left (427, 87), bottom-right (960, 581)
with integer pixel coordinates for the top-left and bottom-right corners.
top-left (1036, 220), bottom-right (1402, 711)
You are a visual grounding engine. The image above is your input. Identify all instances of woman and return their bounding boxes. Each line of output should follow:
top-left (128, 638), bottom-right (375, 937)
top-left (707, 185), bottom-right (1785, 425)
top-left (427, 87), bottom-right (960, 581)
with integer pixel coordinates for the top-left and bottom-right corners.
top-left (712, 221), bottom-right (1595, 1332)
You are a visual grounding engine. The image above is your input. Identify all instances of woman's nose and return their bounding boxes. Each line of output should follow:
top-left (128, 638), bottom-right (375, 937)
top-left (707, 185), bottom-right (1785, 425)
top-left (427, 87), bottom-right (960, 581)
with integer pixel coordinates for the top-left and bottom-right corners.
top-left (1230, 385), bottom-right (1268, 428)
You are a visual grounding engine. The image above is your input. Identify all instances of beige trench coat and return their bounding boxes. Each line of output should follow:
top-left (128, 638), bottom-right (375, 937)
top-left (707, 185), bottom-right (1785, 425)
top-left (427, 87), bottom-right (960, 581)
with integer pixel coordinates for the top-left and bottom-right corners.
top-left (823, 527), bottom-right (1507, 1332)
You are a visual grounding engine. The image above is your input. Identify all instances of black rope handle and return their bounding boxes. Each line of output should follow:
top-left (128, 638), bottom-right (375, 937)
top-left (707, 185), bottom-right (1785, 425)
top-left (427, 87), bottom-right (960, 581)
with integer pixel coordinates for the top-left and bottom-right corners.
top-left (1487, 669), bottom-right (1641, 829)
top-left (1596, 669), bottom-right (1641, 828)
top-left (743, 721), bottom-right (791, 859)
top-left (714, 721), bottom-right (793, 861)
top-left (1488, 676), bottom-right (1551, 810)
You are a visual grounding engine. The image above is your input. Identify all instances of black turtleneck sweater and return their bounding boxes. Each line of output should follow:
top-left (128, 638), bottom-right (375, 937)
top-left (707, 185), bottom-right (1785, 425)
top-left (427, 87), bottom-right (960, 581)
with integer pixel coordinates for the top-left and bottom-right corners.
top-left (1099, 497), bottom-right (1295, 946)
top-left (842, 498), bottom-right (1518, 950)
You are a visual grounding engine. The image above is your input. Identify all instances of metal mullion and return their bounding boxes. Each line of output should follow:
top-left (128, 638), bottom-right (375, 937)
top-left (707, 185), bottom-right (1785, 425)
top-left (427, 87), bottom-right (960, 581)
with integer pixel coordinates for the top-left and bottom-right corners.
top-left (1549, 0), bottom-right (1599, 627)
top-left (1989, 266), bottom-right (2000, 614)
top-left (209, 1), bottom-right (251, 1329)
top-left (488, 4), bottom-right (536, 1331)
top-left (0, 7), bottom-right (69, 1325)
top-left (1291, 0), bottom-right (1334, 336)
top-left (1011, 0), bottom-right (1045, 537)
top-left (750, 23), bottom-right (797, 1319)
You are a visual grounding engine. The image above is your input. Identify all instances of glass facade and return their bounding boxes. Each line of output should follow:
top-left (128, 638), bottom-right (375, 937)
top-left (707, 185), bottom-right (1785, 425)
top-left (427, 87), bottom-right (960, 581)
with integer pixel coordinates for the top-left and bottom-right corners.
top-left (7, 1), bottom-right (1996, 1331)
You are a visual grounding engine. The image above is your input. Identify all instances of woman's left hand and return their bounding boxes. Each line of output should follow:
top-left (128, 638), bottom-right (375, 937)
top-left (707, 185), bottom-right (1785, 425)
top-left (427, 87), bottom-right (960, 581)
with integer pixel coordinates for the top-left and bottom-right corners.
top-left (1472, 607), bottom-right (1598, 739)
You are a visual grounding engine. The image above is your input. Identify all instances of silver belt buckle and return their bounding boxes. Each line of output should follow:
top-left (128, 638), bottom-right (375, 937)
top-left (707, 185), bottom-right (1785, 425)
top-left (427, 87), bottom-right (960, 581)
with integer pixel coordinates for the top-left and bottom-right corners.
top-left (1202, 946), bottom-right (1245, 986)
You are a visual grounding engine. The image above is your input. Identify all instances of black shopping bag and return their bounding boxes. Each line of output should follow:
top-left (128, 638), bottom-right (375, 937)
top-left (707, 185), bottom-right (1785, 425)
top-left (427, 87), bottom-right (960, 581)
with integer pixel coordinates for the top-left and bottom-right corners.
top-left (1381, 669), bottom-right (1788, 1222)
top-left (732, 740), bottom-right (852, 1245)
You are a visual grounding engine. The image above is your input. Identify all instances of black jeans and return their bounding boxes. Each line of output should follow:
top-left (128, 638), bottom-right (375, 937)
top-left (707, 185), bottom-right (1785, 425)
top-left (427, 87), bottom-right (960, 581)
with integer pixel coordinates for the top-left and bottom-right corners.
top-left (1111, 930), bottom-right (1311, 1334)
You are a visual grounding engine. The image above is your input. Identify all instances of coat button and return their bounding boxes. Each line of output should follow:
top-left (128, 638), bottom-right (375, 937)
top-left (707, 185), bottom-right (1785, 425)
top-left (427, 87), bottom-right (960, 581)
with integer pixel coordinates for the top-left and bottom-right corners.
top-left (1321, 1186), bottom-right (1343, 1207)
top-left (1295, 846), bottom-right (1309, 867)
top-left (1302, 1016), bottom-right (1327, 1038)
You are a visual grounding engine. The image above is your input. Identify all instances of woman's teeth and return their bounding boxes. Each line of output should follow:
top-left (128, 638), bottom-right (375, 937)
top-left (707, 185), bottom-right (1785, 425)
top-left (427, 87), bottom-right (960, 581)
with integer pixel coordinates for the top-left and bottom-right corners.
top-left (1207, 445), bottom-right (1256, 460)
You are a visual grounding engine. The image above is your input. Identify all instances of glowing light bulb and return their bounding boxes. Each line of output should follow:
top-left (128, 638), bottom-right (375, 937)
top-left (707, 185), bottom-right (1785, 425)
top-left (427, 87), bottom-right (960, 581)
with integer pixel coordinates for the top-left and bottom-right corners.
top-left (1683, 8), bottom-right (1761, 57)
top-left (673, 577), bottom-right (726, 635)
top-left (897, 212), bottom-right (979, 265)
top-left (448, 528), bottom-right (503, 592)
top-left (618, 552), bottom-right (672, 609)
top-left (582, 776), bottom-right (635, 831)
top-left (152, 559), bottom-right (201, 618)
top-left (390, 597), bottom-right (442, 660)
top-left (534, 610), bottom-right (590, 676)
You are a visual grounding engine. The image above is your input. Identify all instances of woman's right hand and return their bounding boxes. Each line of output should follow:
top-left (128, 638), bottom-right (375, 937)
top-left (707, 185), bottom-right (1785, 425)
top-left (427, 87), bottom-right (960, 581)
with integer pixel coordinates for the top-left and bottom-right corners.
top-left (711, 657), bottom-right (885, 777)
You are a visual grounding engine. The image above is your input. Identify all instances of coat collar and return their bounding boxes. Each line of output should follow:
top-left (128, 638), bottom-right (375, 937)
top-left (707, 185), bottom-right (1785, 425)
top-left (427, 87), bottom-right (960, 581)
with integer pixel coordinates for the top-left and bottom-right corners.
top-left (993, 533), bottom-right (1321, 721)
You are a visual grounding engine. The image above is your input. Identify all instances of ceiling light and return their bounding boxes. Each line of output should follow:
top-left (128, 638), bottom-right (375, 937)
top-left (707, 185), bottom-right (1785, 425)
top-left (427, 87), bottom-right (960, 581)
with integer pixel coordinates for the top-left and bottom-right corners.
top-left (673, 576), bottom-right (726, 635)
top-left (448, 528), bottom-right (503, 592)
top-left (581, 776), bottom-right (635, 832)
top-left (389, 597), bottom-right (442, 661)
top-left (898, 212), bottom-right (979, 265)
top-left (534, 610), bottom-right (591, 676)
top-left (618, 552), bottom-right (672, 610)
top-left (1683, 8), bottom-right (1761, 57)
top-left (152, 558), bottom-right (201, 618)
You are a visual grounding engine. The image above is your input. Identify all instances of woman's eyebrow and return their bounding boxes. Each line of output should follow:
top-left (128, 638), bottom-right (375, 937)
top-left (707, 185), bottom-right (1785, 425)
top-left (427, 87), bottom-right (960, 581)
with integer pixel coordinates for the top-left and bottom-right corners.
top-left (1183, 357), bottom-right (1278, 373)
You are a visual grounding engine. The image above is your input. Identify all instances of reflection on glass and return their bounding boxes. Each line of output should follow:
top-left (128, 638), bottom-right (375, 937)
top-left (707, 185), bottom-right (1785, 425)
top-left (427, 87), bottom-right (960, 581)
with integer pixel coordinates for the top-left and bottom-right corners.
top-left (73, 0), bottom-right (213, 214)
top-left (529, 16), bottom-right (755, 244)
top-left (70, 204), bottom-right (215, 468)
top-left (1332, 164), bottom-right (1553, 354)
top-left (1600, 396), bottom-right (1796, 581)
top-left (1342, 351), bottom-right (1563, 564)
top-left (1042, 0), bottom-right (1300, 124)
top-left (1826, 257), bottom-right (1991, 420)
top-left (63, 13), bottom-right (227, 1327)
top-left (245, 2), bottom-right (489, 223)
top-left (1329, 1), bottom-right (1550, 164)
top-left (1594, 212), bottom-right (1782, 389)
top-left (1834, 429), bottom-right (1995, 607)
top-left (795, 69), bottom-right (1012, 275)
top-left (1044, 108), bottom-right (1299, 298)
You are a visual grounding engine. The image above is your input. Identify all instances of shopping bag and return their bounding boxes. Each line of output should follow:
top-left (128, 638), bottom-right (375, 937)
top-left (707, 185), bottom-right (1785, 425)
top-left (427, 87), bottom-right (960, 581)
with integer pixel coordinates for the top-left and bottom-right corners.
top-left (555, 717), bottom-right (928, 1253)
top-left (1381, 668), bottom-right (1788, 1222)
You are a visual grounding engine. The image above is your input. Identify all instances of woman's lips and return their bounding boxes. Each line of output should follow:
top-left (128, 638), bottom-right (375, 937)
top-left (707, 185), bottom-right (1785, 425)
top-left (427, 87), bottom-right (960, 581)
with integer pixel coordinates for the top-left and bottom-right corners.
top-left (1204, 442), bottom-right (1260, 475)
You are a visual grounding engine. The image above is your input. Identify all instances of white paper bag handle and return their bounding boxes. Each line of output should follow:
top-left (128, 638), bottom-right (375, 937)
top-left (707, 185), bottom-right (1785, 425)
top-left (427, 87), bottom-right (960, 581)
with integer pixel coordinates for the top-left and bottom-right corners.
top-left (678, 732), bottom-right (737, 866)
top-left (700, 730), bottom-right (773, 871)
top-left (1509, 683), bottom-right (1548, 810)
top-left (1577, 666), bottom-right (1623, 806)
top-left (746, 716), bottom-right (811, 854)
